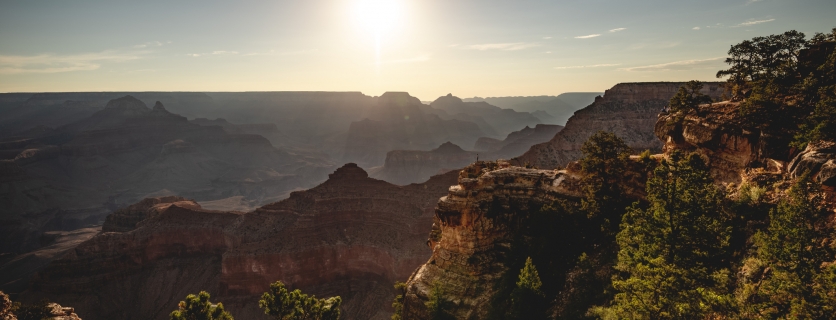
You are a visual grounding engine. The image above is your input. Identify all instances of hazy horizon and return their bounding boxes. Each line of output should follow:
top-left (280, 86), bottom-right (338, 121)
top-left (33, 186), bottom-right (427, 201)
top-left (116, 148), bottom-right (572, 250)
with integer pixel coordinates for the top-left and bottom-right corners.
top-left (2, 0), bottom-right (834, 101)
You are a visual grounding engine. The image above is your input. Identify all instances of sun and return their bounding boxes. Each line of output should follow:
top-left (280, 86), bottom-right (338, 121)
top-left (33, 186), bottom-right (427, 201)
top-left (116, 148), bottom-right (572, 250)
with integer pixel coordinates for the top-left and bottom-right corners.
top-left (353, 0), bottom-right (403, 37)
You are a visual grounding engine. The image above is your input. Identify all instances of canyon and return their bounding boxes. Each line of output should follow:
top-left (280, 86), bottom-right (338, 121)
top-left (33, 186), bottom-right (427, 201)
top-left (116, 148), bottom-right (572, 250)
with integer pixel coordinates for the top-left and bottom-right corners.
top-left (23, 164), bottom-right (458, 320)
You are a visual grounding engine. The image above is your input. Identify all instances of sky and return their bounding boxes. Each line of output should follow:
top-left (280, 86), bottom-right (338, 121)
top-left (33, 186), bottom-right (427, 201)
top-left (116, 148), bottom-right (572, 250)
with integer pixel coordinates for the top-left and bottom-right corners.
top-left (0, 0), bottom-right (834, 100)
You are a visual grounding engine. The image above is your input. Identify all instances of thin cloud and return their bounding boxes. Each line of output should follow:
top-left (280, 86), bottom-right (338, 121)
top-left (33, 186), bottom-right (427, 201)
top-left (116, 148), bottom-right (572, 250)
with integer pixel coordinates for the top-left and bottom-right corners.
top-left (609, 28), bottom-right (627, 33)
top-left (188, 50), bottom-right (240, 57)
top-left (0, 50), bottom-right (145, 74)
top-left (468, 42), bottom-right (540, 51)
top-left (736, 18), bottom-right (775, 27)
top-left (620, 57), bottom-right (724, 72)
top-left (555, 63), bottom-right (620, 70)
top-left (542, 36), bottom-right (552, 39)
top-left (575, 34), bottom-right (601, 39)
top-left (693, 26), bottom-right (701, 30)
top-left (133, 41), bottom-right (163, 48)
top-left (746, 0), bottom-right (762, 5)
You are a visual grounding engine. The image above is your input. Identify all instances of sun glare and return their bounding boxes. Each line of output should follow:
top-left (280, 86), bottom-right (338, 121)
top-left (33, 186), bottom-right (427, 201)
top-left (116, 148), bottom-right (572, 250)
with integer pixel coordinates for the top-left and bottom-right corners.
top-left (353, 0), bottom-right (403, 36)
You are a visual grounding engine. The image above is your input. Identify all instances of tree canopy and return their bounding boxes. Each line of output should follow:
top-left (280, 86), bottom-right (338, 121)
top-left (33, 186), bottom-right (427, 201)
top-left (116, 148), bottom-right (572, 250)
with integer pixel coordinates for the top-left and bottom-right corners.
top-left (170, 291), bottom-right (234, 320)
top-left (259, 281), bottom-right (341, 320)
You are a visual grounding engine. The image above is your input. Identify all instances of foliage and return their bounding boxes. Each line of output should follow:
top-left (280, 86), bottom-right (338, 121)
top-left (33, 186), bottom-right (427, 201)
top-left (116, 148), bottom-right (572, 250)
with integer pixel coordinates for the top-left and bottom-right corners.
top-left (508, 257), bottom-right (548, 320)
top-left (668, 80), bottom-right (713, 118)
top-left (170, 291), bottom-right (234, 320)
top-left (579, 131), bottom-right (633, 235)
top-left (391, 281), bottom-right (406, 320)
top-left (10, 299), bottom-right (52, 320)
top-left (717, 30), bottom-right (807, 95)
top-left (259, 281), bottom-right (341, 320)
top-left (794, 28), bottom-right (836, 146)
top-left (736, 173), bottom-right (835, 319)
top-left (595, 152), bottom-right (734, 319)
top-left (715, 27), bottom-right (836, 148)
top-left (425, 281), bottom-right (455, 320)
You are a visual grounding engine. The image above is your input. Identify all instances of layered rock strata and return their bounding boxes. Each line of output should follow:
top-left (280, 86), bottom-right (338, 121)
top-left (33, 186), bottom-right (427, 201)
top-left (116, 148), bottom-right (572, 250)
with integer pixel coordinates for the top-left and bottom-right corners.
top-left (400, 161), bottom-right (585, 320)
top-left (27, 164), bottom-right (459, 320)
top-left (516, 82), bottom-right (723, 169)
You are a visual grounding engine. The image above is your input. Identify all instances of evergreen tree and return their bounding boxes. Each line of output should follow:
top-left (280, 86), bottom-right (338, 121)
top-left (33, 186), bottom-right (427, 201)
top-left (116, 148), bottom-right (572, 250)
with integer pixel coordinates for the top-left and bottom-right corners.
top-left (259, 281), bottom-right (341, 320)
top-left (508, 257), bottom-right (548, 320)
top-left (425, 281), bottom-right (454, 320)
top-left (391, 281), bottom-right (406, 320)
top-left (579, 131), bottom-right (633, 235)
top-left (668, 80), bottom-right (712, 120)
top-left (737, 173), bottom-right (835, 319)
top-left (595, 152), bottom-right (733, 319)
top-left (170, 291), bottom-right (234, 320)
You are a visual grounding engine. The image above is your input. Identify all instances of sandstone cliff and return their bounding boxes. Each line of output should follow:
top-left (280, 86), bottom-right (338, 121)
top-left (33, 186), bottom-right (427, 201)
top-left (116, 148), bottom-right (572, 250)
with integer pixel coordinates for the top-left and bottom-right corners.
top-left (25, 164), bottom-right (459, 320)
top-left (516, 82), bottom-right (723, 169)
top-left (400, 161), bottom-right (585, 319)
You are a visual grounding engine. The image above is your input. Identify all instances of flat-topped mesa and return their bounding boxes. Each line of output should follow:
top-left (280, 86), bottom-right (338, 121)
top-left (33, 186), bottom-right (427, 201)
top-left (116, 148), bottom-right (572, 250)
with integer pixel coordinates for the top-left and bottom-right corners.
top-left (515, 82), bottom-right (724, 169)
top-left (601, 82), bottom-right (723, 103)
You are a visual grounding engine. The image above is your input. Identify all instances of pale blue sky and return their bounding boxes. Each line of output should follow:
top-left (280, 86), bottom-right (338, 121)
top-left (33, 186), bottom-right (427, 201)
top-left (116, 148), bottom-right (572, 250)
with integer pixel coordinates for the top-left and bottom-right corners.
top-left (1, 0), bottom-right (834, 100)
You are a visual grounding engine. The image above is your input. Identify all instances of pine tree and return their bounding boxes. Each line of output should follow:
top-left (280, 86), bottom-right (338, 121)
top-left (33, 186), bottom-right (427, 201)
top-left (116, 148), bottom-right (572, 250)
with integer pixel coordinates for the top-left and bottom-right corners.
top-left (508, 257), bottom-right (548, 320)
top-left (170, 291), bottom-right (234, 320)
top-left (425, 281), bottom-right (454, 320)
top-left (259, 281), bottom-right (341, 320)
top-left (737, 173), bottom-right (835, 319)
top-left (596, 152), bottom-right (733, 319)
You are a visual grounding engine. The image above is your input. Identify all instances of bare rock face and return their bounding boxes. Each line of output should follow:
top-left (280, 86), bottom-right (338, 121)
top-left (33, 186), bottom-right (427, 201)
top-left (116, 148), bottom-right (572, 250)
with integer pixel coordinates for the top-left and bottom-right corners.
top-left (44, 303), bottom-right (82, 320)
top-left (27, 164), bottom-right (460, 320)
top-left (0, 291), bottom-right (14, 320)
top-left (516, 82), bottom-right (723, 169)
top-left (788, 140), bottom-right (836, 187)
top-left (401, 161), bottom-right (584, 320)
top-left (654, 101), bottom-right (762, 184)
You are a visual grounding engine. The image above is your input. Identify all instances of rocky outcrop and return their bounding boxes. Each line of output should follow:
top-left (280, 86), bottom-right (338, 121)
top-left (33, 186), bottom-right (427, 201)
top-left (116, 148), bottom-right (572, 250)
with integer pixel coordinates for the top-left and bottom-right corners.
top-left (26, 164), bottom-right (459, 320)
top-left (654, 101), bottom-right (762, 184)
top-left (0, 291), bottom-right (14, 320)
top-left (788, 140), bottom-right (836, 187)
top-left (516, 82), bottom-right (723, 169)
top-left (400, 161), bottom-right (585, 320)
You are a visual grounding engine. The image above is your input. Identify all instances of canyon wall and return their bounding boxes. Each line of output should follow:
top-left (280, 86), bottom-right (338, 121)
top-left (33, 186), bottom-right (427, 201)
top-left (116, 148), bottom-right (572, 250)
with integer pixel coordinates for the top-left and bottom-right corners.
top-left (515, 82), bottom-right (723, 169)
top-left (400, 161), bottom-right (585, 320)
top-left (25, 164), bottom-right (459, 320)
